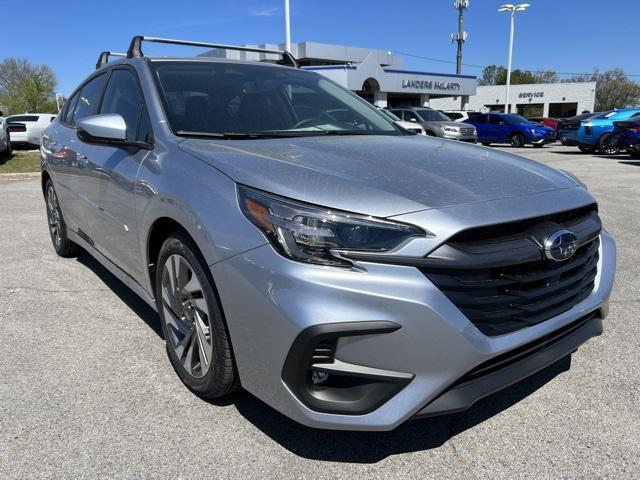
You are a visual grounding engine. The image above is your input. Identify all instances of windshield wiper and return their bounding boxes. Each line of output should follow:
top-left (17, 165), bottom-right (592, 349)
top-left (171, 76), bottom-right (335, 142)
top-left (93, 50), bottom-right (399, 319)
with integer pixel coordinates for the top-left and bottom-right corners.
top-left (176, 130), bottom-right (280, 139)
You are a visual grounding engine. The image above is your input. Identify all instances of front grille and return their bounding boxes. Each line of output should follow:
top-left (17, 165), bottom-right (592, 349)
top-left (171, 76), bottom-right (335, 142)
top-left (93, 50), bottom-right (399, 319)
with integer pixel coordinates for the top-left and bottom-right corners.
top-left (421, 207), bottom-right (601, 336)
top-left (460, 127), bottom-right (475, 135)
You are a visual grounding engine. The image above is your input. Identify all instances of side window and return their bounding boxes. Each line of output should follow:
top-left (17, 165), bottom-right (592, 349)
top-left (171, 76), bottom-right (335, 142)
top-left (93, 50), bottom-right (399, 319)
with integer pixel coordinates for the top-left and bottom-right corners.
top-left (100, 69), bottom-right (147, 143)
top-left (63, 93), bottom-right (79, 124)
top-left (69, 73), bottom-right (107, 126)
top-left (388, 110), bottom-right (403, 120)
top-left (404, 111), bottom-right (420, 123)
top-left (488, 115), bottom-right (503, 125)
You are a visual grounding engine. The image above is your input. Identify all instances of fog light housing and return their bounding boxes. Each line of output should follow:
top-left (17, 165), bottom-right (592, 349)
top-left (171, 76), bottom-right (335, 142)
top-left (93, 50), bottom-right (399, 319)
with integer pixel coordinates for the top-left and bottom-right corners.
top-left (282, 321), bottom-right (414, 415)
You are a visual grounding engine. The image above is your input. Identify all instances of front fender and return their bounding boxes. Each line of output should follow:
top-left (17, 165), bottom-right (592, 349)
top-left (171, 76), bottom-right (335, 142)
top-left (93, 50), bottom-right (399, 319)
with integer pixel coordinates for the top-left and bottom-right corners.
top-left (135, 147), bottom-right (267, 296)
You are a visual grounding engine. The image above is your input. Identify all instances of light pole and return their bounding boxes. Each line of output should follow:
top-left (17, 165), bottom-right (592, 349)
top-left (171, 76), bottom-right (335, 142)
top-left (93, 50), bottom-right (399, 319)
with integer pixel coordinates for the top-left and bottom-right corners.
top-left (498, 3), bottom-right (530, 113)
top-left (451, 0), bottom-right (470, 109)
top-left (284, 0), bottom-right (291, 52)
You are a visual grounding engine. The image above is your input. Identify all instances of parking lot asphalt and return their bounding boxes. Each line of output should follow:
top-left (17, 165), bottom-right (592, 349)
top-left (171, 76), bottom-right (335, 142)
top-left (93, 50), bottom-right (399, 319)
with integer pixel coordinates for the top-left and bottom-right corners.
top-left (1, 144), bottom-right (639, 479)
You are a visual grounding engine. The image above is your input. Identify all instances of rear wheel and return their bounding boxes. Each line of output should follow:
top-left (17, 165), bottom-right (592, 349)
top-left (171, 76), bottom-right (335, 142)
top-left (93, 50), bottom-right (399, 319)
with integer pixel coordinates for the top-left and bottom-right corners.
top-left (156, 232), bottom-right (239, 399)
top-left (598, 133), bottom-right (619, 155)
top-left (45, 180), bottom-right (80, 257)
top-left (510, 133), bottom-right (526, 148)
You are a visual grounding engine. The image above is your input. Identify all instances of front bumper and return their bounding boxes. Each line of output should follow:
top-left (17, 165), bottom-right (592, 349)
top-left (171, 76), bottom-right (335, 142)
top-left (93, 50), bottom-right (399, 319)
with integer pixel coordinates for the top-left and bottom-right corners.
top-left (442, 131), bottom-right (478, 143)
top-left (212, 207), bottom-right (616, 431)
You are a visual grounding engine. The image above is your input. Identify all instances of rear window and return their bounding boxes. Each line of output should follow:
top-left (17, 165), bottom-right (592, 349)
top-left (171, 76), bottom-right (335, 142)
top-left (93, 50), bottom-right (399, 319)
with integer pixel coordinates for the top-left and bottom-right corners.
top-left (8, 115), bottom-right (39, 122)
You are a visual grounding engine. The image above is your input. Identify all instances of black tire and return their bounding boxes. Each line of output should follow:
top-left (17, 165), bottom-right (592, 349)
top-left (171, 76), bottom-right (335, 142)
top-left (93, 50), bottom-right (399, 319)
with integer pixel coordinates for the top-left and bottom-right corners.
top-left (597, 133), bottom-right (619, 155)
top-left (578, 145), bottom-right (595, 153)
top-left (482, 142), bottom-right (491, 147)
top-left (510, 133), bottom-right (526, 148)
top-left (1, 131), bottom-right (11, 159)
top-left (45, 180), bottom-right (80, 257)
top-left (156, 231), bottom-right (239, 399)
top-left (425, 130), bottom-right (436, 136)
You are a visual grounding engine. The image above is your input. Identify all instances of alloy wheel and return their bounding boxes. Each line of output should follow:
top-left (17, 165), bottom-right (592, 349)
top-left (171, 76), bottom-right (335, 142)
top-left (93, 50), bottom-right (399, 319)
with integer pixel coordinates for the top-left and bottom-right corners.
top-left (46, 185), bottom-right (61, 247)
top-left (161, 254), bottom-right (213, 379)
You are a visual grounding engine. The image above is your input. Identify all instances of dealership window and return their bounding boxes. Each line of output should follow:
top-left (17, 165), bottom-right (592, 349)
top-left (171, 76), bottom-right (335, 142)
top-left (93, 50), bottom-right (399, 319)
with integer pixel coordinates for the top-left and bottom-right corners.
top-left (516, 103), bottom-right (544, 117)
top-left (549, 103), bottom-right (578, 118)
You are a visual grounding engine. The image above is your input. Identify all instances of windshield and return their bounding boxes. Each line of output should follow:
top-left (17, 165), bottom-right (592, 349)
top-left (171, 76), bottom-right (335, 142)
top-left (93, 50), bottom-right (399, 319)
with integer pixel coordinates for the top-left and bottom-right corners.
top-left (152, 61), bottom-right (399, 138)
top-left (415, 109), bottom-right (451, 122)
top-left (501, 114), bottom-right (537, 125)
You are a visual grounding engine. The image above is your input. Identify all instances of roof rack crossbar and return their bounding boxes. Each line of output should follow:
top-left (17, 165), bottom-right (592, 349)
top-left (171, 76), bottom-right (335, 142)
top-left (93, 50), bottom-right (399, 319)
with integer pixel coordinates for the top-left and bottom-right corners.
top-left (127, 36), bottom-right (298, 67)
top-left (96, 51), bottom-right (127, 70)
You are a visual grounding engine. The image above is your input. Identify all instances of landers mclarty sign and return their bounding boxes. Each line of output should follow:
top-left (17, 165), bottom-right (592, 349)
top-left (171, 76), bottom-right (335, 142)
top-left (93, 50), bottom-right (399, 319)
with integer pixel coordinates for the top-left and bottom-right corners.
top-left (402, 79), bottom-right (462, 91)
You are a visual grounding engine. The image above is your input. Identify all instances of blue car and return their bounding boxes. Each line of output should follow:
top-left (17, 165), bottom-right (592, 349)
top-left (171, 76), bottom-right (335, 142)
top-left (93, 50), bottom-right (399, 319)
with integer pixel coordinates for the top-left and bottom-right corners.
top-left (606, 117), bottom-right (640, 158)
top-left (576, 109), bottom-right (640, 154)
top-left (464, 113), bottom-right (556, 148)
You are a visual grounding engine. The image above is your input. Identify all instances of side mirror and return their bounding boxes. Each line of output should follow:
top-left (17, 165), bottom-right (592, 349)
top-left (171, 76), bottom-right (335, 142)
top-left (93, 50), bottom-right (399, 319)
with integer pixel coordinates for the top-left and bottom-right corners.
top-left (409, 118), bottom-right (417, 123)
top-left (77, 114), bottom-right (127, 144)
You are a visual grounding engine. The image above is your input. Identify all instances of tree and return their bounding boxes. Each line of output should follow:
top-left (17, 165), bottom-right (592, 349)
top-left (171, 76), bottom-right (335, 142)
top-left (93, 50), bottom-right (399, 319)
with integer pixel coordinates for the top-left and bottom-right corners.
top-left (478, 64), bottom-right (558, 86)
top-left (0, 57), bottom-right (58, 114)
top-left (564, 69), bottom-right (640, 111)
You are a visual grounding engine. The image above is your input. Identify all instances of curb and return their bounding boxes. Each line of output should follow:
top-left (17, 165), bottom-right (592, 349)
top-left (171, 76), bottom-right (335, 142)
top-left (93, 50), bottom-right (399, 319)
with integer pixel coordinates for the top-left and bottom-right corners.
top-left (0, 172), bottom-right (40, 181)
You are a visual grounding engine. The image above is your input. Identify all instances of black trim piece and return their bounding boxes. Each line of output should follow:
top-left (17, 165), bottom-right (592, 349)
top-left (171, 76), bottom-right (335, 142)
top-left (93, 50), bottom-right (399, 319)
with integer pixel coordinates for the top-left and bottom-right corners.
top-left (127, 35), bottom-right (299, 68)
top-left (413, 311), bottom-right (602, 419)
top-left (281, 321), bottom-right (412, 415)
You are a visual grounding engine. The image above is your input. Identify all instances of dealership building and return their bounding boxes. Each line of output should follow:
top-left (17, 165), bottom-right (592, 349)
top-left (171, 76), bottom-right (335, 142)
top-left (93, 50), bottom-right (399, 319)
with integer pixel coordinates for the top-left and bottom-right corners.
top-left (204, 42), bottom-right (595, 117)
top-left (203, 41), bottom-right (477, 108)
top-left (429, 82), bottom-right (597, 118)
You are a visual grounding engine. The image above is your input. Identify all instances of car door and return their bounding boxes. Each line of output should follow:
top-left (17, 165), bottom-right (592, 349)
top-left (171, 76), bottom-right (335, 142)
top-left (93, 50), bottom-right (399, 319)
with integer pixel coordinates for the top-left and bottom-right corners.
top-left (88, 67), bottom-right (153, 277)
top-left (487, 114), bottom-right (506, 142)
top-left (471, 114), bottom-right (488, 141)
top-left (45, 74), bottom-right (107, 236)
top-left (66, 72), bottom-right (109, 242)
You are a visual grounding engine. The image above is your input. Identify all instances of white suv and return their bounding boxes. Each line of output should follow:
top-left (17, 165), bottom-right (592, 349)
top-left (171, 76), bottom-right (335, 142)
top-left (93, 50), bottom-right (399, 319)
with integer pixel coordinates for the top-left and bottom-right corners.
top-left (442, 110), bottom-right (481, 123)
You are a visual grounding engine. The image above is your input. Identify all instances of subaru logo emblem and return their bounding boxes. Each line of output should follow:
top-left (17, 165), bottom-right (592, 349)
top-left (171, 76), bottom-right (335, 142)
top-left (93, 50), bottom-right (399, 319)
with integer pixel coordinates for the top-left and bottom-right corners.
top-left (544, 230), bottom-right (578, 262)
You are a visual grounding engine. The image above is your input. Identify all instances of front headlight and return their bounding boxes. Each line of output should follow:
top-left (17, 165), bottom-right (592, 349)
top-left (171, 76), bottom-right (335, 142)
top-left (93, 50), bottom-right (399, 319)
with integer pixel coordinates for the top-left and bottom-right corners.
top-left (238, 186), bottom-right (426, 267)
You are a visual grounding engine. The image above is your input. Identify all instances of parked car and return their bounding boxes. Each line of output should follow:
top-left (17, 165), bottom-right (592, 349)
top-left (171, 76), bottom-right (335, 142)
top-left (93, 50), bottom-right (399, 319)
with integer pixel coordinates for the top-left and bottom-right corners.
top-left (388, 107), bottom-right (477, 142)
top-left (606, 117), bottom-right (640, 158)
top-left (576, 109), bottom-right (640, 154)
top-left (527, 116), bottom-right (559, 130)
top-left (41, 36), bottom-right (615, 431)
top-left (556, 113), bottom-right (599, 147)
top-left (6, 113), bottom-right (56, 148)
top-left (464, 113), bottom-right (556, 147)
top-left (378, 108), bottom-right (425, 135)
top-left (442, 110), bottom-right (482, 122)
top-left (0, 111), bottom-right (11, 158)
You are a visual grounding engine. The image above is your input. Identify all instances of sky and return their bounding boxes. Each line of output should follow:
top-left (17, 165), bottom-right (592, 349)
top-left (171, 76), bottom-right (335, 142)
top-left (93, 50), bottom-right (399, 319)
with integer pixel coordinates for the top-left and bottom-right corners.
top-left (1, 0), bottom-right (638, 95)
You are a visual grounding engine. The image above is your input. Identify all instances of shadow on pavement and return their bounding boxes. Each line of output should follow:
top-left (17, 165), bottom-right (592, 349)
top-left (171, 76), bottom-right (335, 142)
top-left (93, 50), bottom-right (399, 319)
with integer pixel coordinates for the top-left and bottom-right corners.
top-left (75, 251), bottom-right (163, 339)
top-left (73, 248), bottom-right (574, 462)
top-left (220, 356), bottom-right (572, 463)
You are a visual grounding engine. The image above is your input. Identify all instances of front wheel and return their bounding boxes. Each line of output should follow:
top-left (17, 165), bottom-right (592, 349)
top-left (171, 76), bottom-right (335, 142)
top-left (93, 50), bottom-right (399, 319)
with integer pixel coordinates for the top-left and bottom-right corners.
top-left (598, 133), bottom-right (619, 155)
top-left (481, 142), bottom-right (491, 147)
top-left (510, 133), bottom-right (526, 148)
top-left (156, 232), bottom-right (239, 399)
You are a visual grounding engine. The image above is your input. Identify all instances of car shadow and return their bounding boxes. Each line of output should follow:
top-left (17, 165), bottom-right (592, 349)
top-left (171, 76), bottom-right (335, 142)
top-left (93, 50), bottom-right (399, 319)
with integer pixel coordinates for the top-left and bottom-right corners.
top-left (75, 251), bottom-right (164, 339)
top-left (209, 356), bottom-right (572, 463)
top-left (73, 249), bottom-right (574, 462)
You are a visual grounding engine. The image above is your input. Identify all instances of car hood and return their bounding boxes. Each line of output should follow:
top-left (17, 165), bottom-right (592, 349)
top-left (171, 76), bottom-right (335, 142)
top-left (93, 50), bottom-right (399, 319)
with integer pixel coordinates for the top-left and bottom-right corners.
top-left (179, 135), bottom-right (578, 217)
